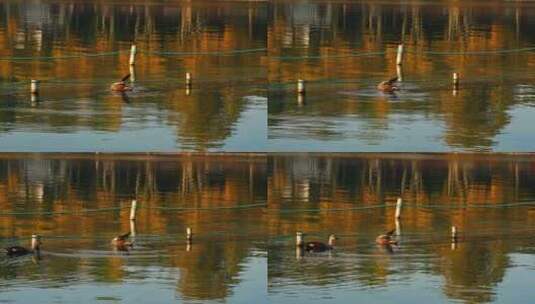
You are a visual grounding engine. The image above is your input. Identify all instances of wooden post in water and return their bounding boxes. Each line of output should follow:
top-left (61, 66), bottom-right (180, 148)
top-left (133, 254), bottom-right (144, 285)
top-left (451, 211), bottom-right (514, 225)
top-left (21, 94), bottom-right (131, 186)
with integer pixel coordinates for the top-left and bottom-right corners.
top-left (396, 65), bottom-right (403, 82)
top-left (31, 234), bottom-right (40, 250)
top-left (130, 219), bottom-right (137, 246)
top-left (186, 227), bottom-right (192, 251)
top-left (129, 64), bottom-right (136, 83)
top-left (396, 44), bottom-right (404, 66)
top-left (31, 80), bottom-right (39, 94)
top-left (296, 246), bottom-right (304, 260)
top-left (186, 72), bottom-right (192, 88)
top-left (129, 200), bottom-right (137, 220)
top-left (297, 79), bottom-right (305, 95)
top-left (186, 227), bottom-right (193, 241)
top-left (451, 226), bottom-right (458, 250)
top-left (297, 94), bottom-right (305, 106)
top-left (451, 226), bottom-right (457, 242)
top-left (185, 73), bottom-right (192, 95)
top-left (296, 231), bottom-right (304, 246)
top-left (31, 80), bottom-right (40, 97)
top-left (129, 44), bottom-right (137, 65)
top-left (130, 219), bottom-right (136, 237)
top-left (395, 197), bottom-right (402, 219)
top-left (32, 234), bottom-right (41, 259)
top-left (453, 73), bottom-right (459, 90)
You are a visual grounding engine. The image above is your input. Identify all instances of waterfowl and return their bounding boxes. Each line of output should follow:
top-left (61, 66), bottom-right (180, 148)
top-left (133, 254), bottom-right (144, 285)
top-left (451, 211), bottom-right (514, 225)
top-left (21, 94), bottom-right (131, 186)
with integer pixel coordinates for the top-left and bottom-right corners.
top-left (304, 234), bottom-right (337, 253)
top-left (377, 77), bottom-right (399, 93)
top-left (110, 74), bottom-right (132, 92)
top-left (111, 232), bottom-right (133, 249)
top-left (4, 235), bottom-right (41, 257)
top-left (376, 229), bottom-right (397, 245)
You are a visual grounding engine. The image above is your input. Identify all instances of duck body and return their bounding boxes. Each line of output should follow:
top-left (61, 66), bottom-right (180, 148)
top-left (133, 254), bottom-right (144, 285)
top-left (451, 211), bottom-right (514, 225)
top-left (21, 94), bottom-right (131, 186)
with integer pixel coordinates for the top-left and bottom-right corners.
top-left (300, 234), bottom-right (336, 253)
top-left (111, 232), bottom-right (133, 250)
top-left (377, 77), bottom-right (399, 93)
top-left (110, 74), bottom-right (132, 92)
top-left (305, 241), bottom-right (331, 253)
top-left (110, 81), bottom-right (132, 92)
top-left (375, 229), bottom-right (397, 245)
top-left (5, 246), bottom-right (32, 257)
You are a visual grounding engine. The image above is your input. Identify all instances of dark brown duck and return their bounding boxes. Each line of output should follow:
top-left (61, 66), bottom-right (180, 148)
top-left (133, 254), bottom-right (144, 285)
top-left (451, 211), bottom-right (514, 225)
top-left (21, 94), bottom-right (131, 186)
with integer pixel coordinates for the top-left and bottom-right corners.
top-left (110, 74), bottom-right (132, 92)
top-left (377, 77), bottom-right (399, 93)
top-left (375, 229), bottom-right (398, 245)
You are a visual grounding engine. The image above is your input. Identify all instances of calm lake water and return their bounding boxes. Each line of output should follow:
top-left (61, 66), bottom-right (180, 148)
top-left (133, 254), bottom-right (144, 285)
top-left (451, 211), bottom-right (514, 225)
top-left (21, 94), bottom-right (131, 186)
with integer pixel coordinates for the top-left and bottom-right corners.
top-left (268, 1), bottom-right (535, 152)
top-left (0, 154), bottom-right (267, 303)
top-left (2, 152), bottom-right (535, 303)
top-left (0, 1), bottom-right (267, 151)
top-left (268, 154), bottom-right (535, 303)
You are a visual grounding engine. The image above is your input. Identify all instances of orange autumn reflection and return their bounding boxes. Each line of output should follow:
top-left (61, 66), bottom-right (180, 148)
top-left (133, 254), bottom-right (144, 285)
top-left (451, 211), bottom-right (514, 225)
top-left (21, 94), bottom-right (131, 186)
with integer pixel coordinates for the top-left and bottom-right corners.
top-left (268, 154), bottom-right (535, 303)
top-left (0, 153), bottom-right (267, 301)
top-left (268, 1), bottom-right (535, 151)
top-left (0, 1), bottom-right (267, 150)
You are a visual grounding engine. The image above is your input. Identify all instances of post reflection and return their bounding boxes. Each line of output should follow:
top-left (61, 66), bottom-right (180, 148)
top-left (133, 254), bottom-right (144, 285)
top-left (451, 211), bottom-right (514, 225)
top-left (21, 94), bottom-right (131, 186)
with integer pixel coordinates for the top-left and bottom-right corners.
top-left (268, 1), bottom-right (535, 151)
top-left (0, 1), bottom-right (267, 151)
top-left (0, 153), bottom-right (267, 302)
top-left (268, 154), bottom-right (535, 303)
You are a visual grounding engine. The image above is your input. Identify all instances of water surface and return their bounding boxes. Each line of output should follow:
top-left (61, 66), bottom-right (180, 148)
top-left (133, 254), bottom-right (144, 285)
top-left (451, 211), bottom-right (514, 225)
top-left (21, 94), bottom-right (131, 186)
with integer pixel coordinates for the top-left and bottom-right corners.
top-left (0, 1), bottom-right (267, 151)
top-left (268, 0), bottom-right (535, 151)
top-left (268, 153), bottom-right (535, 303)
top-left (0, 153), bottom-right (267, 303)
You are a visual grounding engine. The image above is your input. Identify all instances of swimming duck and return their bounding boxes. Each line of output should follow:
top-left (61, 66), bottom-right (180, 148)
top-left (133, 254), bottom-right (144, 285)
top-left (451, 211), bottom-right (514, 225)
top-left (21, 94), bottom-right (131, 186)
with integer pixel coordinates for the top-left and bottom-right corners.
top-left (111, 232), bottom-right (133, 249)
top-left (304, 234), bottom-right (337, 252)
top-left (377, 77), bottom-right (399, 93)
top-left (375, 229), bottom-right (397, 245)
top-left (110, 74), bottom-right (132, 92)
top-left (4, 235), bottom-right (41, 257)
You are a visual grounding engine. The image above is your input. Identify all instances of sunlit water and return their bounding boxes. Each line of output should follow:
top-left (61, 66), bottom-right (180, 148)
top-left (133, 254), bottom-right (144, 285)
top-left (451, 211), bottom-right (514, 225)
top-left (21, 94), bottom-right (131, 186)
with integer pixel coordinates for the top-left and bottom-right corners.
top-left (268, 0), bottom-right (535, 151)
top-left (268, 154), bottom-right (535, 303)
top-left (0, 1), bottom-right (267, 151)
top-left (0, 154), bottom-right (268, 303)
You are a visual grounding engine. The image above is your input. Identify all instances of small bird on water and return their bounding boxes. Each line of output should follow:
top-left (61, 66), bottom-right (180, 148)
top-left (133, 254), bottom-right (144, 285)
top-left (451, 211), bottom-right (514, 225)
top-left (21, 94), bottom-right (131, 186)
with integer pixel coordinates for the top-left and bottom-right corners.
top-left (375, 229), bottom-right (397, 246)
top-left (111, 232), bottom-right (134, 250)
top-left (377, 77), bottom-right (399, 93)
top-left (110, 74), bottom-right (132, 92)
top-left (4, 235), bottom-right (42, 257)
